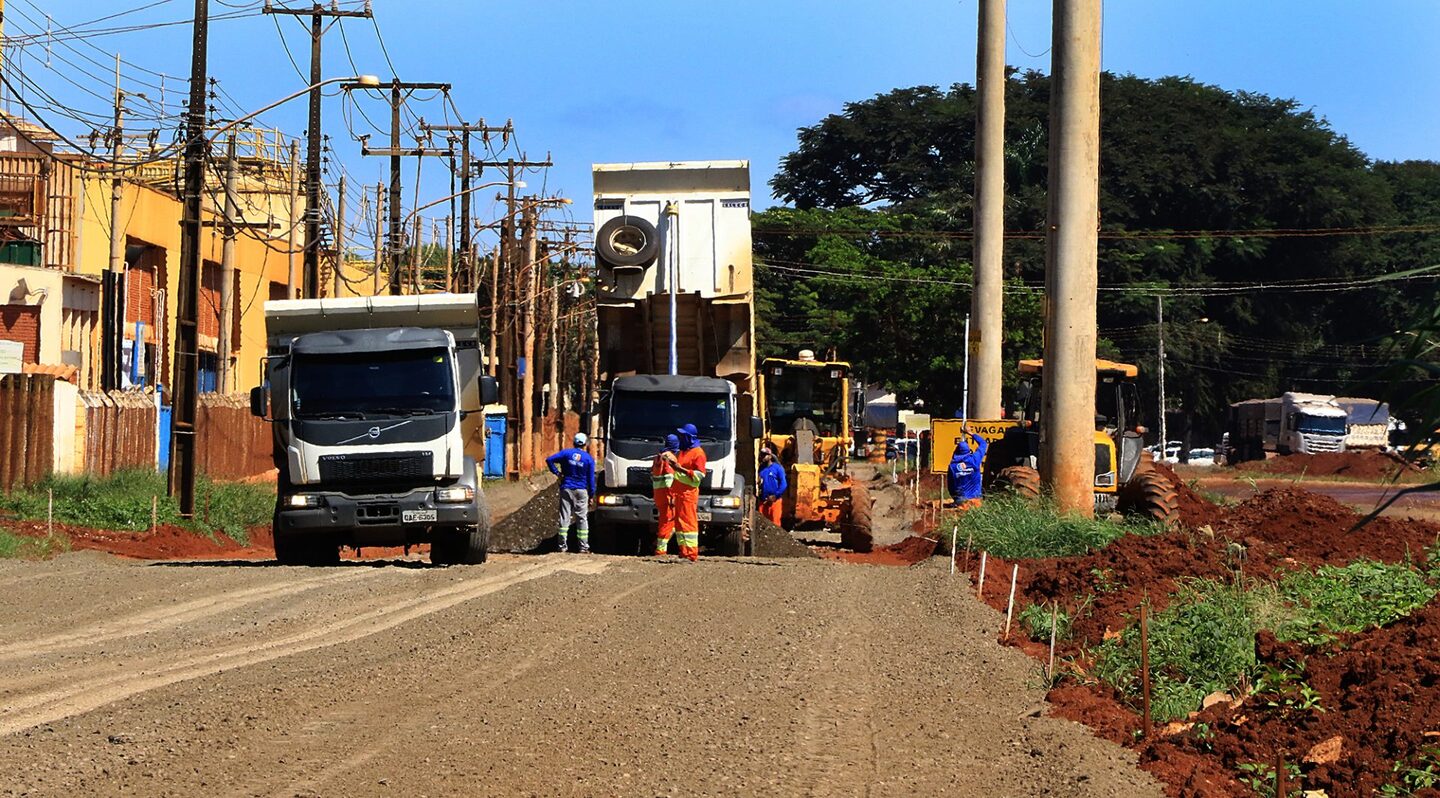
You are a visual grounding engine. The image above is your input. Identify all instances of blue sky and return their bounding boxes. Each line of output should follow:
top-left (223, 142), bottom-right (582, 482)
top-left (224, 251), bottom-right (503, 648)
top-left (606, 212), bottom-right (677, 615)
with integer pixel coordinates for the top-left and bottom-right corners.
top-left (7, 0), bottom-right (1438, 240)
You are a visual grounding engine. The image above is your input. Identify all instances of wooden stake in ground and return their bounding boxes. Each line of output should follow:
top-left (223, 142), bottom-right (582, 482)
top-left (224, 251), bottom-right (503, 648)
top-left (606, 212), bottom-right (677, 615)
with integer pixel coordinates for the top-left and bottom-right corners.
top-left (962, 531), bottom-right (974, 574)
top-left (1275, 750), bottom-right (1289, 797)
top-left (1003, 563), bottom-right (1019, 639)
top-left (1140, 602), bottom-right (1152, 738)
top-left (977, 551), bottom-right (988, 598)
top-left (151, 496), bottom-right (158, 534)
top-left (950, 526), bottom-right (958, 575)
top-left (47, 488), bottom-right (53, 537)
top-left (1047, 602), bottom-right (1059, 682)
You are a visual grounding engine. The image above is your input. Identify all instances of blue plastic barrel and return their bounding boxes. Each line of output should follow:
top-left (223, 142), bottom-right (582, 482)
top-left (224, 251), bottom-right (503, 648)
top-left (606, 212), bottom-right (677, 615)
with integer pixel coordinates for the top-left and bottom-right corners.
top-left (484, 414), bottom-right (507, 478)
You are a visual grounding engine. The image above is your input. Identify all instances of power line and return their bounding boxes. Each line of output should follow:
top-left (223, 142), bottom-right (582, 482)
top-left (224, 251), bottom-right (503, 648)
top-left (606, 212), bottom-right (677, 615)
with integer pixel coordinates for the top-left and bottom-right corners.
top-left (752, 223), bottom-right (1440, 241)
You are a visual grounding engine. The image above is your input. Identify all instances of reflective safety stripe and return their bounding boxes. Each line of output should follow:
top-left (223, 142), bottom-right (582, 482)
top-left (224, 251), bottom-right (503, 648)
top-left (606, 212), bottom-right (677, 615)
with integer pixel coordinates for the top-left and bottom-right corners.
top-left (672, 469), bottom-right (703, 488)
top-left (678, 531), bottom-right (699, 546)
top-left (651, 474), bottom-right (674, 489)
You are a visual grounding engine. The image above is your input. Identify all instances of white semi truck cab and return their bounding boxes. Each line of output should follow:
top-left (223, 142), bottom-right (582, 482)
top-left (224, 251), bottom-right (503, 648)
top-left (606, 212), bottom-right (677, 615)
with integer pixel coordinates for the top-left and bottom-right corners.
top-left (250, 294), bottom-right (497, 566)
top-left (1277, 392), bottom-right (1348, 455)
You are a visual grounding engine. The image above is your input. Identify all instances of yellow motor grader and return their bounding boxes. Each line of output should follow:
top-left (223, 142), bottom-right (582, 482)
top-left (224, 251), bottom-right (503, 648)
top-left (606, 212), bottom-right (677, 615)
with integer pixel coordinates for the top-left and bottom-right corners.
top-left (758, 351), bottom-right (873, 549)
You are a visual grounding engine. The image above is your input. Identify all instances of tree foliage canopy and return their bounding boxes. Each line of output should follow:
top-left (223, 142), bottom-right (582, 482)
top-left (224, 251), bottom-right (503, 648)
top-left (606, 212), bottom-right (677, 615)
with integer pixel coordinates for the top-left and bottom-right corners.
top-left (756, 71), bottom-right (1439, 441)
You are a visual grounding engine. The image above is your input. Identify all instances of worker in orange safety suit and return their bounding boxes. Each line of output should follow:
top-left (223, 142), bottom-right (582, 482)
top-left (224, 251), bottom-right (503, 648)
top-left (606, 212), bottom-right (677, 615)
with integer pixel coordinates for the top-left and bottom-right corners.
top-left (651, 433), bottom-right (680, 555)
top-left (661, 423), bottom-right (706, 561)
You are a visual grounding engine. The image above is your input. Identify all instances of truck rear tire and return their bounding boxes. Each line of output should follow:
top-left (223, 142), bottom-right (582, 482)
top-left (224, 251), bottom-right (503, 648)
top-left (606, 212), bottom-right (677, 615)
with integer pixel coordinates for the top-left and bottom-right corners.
top-left (996, 465), bottom-right (1042, 501)
top-left (432, 525), bottom-right (488, 566)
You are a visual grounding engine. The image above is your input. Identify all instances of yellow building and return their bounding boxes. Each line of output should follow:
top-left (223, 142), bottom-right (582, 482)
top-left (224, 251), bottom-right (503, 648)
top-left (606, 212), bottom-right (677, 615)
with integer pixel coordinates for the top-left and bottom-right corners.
top-left (0, 118), bottom-right (303, 393)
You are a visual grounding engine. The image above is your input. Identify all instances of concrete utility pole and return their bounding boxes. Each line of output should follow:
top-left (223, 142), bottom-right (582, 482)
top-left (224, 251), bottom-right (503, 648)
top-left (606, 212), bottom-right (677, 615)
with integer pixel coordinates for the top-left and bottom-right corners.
top-left (104, 60), bottom-right (127, 391)
top-left (286, 141), bottom-right (300, 298)
top-left (487, 242), bottom-right (500, 377)
top-left (1156, 296), bottom-right (1167, 453)
top-left (353, 79), bottom-right (451, 294)
top-left (168, 0), bottom-right (211, 516)
top-left (217, 136), bottom-right (238, 393)
top-left (371, 182), bottom-right (384, 295)
top-left (262, 2), bottom-right (372, 299)
top-left (1039, 0), bottom-right (1103, 517)
top-left (969, 0), bottom-right (1006, 420)
top-left (519, 202), bottom-right (537, 474)
top-left (333, 174), bottom-right (345, 297)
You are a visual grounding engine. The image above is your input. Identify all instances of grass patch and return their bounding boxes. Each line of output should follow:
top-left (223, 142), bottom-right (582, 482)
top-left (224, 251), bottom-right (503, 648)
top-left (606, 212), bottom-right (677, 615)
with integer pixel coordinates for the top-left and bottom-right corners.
top-left (0, 470), bottom-right (272, 543)
top-left (1020, 600), bottom-right (1083, 642)
top-left (0, 528), bottom-right (71, 559)
top-left (954, 494), bottom-right (1166, 560)
top-left (1273, 560), bottom-right (1438, 644)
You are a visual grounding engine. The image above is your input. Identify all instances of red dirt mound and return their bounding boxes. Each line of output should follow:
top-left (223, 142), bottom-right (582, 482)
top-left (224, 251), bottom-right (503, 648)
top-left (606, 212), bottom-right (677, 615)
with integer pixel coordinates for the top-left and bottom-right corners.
top-left (1147, 604), bottom-right (1440, 798)
top-left (1218, 487), bottom-right (1440, 564)
top-left (1234, 451), bottom-right (1414, 480)
top-left (818, 535), bottom-right (937, 566)
top-left (9, 519), bottom-right (266, 559)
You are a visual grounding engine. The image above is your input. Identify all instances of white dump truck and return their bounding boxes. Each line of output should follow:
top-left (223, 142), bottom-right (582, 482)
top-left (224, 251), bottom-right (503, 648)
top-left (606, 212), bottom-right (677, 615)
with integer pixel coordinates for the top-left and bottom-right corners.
top-left (250, 294), bottom-right (498, 565)
top-left (1335, 397), bottom-right (1392, 450)
top-left (589, 161), bottom-right (760, 556)
top-left (1226, 391), bottom-right (1348, 462)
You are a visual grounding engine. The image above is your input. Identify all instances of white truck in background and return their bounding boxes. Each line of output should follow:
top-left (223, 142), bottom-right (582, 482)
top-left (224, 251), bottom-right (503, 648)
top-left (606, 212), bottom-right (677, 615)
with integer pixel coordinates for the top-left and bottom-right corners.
top-left (251, 294), bottom-right (498, 566)
top-left (1335, 397), bottom-right (1392, 450)
top-left (1226, 391), bottom-right (1348, 463)
top-left (589, 161), bottom-right (760, 556)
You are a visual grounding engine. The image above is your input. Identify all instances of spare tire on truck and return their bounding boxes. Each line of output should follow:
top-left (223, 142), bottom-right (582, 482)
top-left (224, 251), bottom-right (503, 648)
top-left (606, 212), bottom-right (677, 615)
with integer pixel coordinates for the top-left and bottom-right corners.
top-left (595, 215), bottom-right (660, 270)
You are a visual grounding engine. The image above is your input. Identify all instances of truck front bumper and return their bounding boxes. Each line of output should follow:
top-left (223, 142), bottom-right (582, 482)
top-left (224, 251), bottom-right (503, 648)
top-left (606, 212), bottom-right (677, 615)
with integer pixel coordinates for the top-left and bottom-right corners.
top-left (593, 494), bottom-right (745, 527)
top-left (276, 487), bottom-right (480, 546)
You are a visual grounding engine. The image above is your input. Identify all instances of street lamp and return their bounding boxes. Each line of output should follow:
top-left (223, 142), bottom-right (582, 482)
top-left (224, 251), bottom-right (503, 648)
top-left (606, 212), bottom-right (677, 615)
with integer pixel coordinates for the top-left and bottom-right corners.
top-left (170, 74), bottom-right (378, 517)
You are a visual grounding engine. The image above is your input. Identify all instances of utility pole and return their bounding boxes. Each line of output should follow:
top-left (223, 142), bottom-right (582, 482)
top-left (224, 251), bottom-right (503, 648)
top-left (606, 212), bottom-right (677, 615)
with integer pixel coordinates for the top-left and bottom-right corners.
top-left (333, 173), bottom-right (345, 297)
top-left (103, 59), bottom-right (126, 391)
top-left (262, 1), bottom-right (372, 299)
top-left (286, 141), bottom-right (300, 297)
top-left (423, 120), bottom-right (513, 291)
top-left (411, 215), bottom-right (423, 293)
top-left (442, 217), bottom-right (451, 291)
top-left (168, 0), bottom-right (210, 516)
top-left (1157, 296), bottom-right (1167, 454)
top-left (519, 201), bottom-right (537, 474)
top-left (217, 136), bottom-right (238, 393)
top-left (352, 79), bottom-right (451, 294)
top-left (1039, 0), bottom-right (1103, 517)
top-left (969, 0), bottom-right (1006, 420)
top-left (371, 182), bottom-right (383, 294)
top-left (487, 241), bottom-right (500, 377)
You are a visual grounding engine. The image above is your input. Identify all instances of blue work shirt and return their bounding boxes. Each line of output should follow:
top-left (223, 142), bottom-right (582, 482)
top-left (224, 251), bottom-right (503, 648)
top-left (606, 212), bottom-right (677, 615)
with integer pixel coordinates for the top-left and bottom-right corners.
top-left (946, 434), bottom-right (988, 501)
top-left (758, 461), bottom-right (788, 501)
top-left (546, 447), bottom-right (596, 494)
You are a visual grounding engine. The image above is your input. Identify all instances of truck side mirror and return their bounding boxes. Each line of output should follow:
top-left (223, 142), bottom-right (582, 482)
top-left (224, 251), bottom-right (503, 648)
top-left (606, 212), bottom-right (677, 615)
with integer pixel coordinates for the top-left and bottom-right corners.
top-left (249, 386), bottom-right (268, 419)
top-left (480, 376), bottom-right (499, 406)
top-left (750, 416), bottom-right (763, 439)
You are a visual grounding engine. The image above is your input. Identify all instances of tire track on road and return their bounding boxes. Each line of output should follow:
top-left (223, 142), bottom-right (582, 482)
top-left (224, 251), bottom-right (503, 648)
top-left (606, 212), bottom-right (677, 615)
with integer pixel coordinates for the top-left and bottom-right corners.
top-left (0, 570), bottom-right (375, 662)
top-left (0, 558), bottom-right (609, 737)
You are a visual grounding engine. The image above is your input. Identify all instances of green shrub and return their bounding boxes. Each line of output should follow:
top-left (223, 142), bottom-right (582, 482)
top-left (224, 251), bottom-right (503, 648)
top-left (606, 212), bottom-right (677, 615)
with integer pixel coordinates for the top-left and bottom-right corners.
top-left (1275, 560), bottom-right (1438, 644)
top-left (954, 494), bottom-right (1164, 560)
top-left (1019, 601), bottom-right (1076, 642)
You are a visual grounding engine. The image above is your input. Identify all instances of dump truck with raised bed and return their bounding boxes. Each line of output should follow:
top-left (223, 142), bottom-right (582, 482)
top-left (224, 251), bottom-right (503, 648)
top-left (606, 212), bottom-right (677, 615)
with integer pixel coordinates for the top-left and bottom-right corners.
top-left (589, 160), bottom-right (760, 556)
top-left (758, 350), bottom-right (873, 550)
top-left (980, 358), bottom-right (1178, 524)
top-left (250, 294), bottom-right (498, 566)
top-left (1226, 392), bottom-right (1348, 462)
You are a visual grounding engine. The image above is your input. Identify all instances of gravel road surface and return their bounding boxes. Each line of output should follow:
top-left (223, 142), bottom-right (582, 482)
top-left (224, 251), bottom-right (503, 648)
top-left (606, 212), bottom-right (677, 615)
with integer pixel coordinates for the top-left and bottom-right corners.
top-left (0, 551), bottom-right (1159, 797)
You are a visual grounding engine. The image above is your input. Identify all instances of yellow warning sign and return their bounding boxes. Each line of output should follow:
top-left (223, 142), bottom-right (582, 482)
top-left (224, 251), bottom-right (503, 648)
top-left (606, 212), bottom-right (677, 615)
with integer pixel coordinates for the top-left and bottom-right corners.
top-left (929, 418), bottom-right (1019, 473)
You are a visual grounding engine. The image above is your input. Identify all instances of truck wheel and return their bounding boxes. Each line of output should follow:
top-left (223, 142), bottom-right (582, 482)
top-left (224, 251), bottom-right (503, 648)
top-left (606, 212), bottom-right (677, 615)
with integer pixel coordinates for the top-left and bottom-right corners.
top-left (431, 525), bottom-right (488, 566)
top-left (1119, 471), bottom-right (1180, 527)
top-left (273, 529), bottom-right (340, 566)
top-left (720, 523), bottom-right (744, 557)
top-left (996, 466), bottom-right (1042, 501)
top-left (840, 481), bottom-right (874, 553)
top-left (596, 215), bottom-right (659, 270)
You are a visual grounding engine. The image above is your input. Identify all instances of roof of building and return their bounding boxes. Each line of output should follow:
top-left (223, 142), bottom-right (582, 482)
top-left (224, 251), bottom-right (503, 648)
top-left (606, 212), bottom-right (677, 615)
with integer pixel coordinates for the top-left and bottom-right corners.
top-left (22, 363), bottom-right (77, 382)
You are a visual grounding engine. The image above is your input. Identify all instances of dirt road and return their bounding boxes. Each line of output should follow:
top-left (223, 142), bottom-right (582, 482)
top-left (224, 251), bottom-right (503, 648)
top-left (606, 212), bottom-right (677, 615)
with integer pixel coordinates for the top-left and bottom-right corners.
top-left (0, 552), bottom-right (1158, 797)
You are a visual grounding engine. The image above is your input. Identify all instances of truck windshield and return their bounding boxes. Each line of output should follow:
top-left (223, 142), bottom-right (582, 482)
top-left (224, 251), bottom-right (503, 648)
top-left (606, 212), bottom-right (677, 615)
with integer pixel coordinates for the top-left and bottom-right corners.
top-left (611, 391), bottom-right (730, 442)
top-left (292, 349), bottom-right (454, 418)
top-left (1297, 414), bottom-right (1347, 435)
top-left (766, 368), bottom-right (843, 437)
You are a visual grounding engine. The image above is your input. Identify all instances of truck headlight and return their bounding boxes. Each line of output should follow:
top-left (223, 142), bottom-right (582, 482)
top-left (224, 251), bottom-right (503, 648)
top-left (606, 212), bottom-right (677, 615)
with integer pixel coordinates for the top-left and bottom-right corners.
top-left (713, 496), bottom-right (742, 509)
top-left (1094, 472), bottom-right (1117, 488)
top-left (597, 494), bottom-right (625, 506)
top-left (285, 494), bottom-right (322, 509)
top-left (435, 486), bottom-right (475, 503)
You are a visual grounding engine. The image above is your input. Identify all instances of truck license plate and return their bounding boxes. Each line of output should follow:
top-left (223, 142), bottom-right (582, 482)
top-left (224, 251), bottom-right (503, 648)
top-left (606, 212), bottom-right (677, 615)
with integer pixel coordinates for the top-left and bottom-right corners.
top-left (697, 512), bottom-right (712, 522)
top-left (402, 509), bottom-right (437, 523)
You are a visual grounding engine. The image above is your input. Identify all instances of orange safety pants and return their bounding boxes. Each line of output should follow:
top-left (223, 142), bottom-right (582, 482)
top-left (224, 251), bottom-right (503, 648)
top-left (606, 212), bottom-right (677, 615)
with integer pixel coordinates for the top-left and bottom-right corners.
top-left (672, 488), bottom-right (700, 561)
top-left (760, 498), bottom-right (783, 526)
top-left (654, 486), bottom-right (676, 554)
top-left (950, 497), bottom-right (982, 514)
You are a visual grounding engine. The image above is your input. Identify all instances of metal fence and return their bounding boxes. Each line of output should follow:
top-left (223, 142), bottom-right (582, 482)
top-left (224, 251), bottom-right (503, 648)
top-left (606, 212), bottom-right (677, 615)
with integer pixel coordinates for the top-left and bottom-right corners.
top-left (0, 374), bottom-right (56, 492)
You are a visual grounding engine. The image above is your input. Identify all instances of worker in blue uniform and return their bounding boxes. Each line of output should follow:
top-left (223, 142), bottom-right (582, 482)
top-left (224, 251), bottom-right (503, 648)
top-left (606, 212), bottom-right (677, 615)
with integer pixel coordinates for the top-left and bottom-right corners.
top-left (946, 424), bottom-right (988, 512)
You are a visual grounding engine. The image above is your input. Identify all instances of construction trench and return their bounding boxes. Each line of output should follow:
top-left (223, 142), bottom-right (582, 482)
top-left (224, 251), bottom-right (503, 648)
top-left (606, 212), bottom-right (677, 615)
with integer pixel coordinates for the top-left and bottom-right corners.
top-left (4, 451), bottom-right (1437, 795)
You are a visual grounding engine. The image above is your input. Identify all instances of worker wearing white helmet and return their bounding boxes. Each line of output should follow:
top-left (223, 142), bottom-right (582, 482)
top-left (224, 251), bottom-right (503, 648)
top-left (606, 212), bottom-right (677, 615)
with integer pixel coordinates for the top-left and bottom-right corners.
top-left (546, 432), bottom-right (596, 554)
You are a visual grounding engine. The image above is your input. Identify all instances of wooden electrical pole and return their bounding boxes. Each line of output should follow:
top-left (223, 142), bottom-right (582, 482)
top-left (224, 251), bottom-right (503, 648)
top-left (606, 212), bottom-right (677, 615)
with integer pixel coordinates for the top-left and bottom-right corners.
top-left (969, 0), bottom-right (1006, 420)
top-left (422, 120), bottom-right (512, 291)
top-left (217, 136), bottom-right (238, 393)
top-left (519, 202), bottom-right (537, 474)
top-left (168, 0), bottom-right (211, 516)
top-left (1040, 0), bottom-right (1103, 516)
top-left (262, 2), bottom-right (372, 299)
top-left (286, 141), bottom-right (300, 298)
top-left (103, 68), bottom-right (127, 391)
top-left (333, 174), bottom-right (346, 297)
top-left (352, 79), bottom-right (451, 294)
top-left (372, 181), bottom-right (384, 295)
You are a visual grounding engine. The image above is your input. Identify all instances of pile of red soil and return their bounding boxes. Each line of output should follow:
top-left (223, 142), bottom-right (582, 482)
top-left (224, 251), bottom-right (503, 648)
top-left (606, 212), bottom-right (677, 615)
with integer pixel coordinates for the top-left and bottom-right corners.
top-left (818, 534), bottom-right (936, 566)
top-left (1153, 462), bottom-right (1227, 529)
top-left (8, 519), bottom-right (269, 560)
top-left (1234, 451), bottom-right (1415, 480)
top-left (1143, 605), bottom-right (1440, 797)
top-left (1218, 487), bottom-right (1440, 564)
